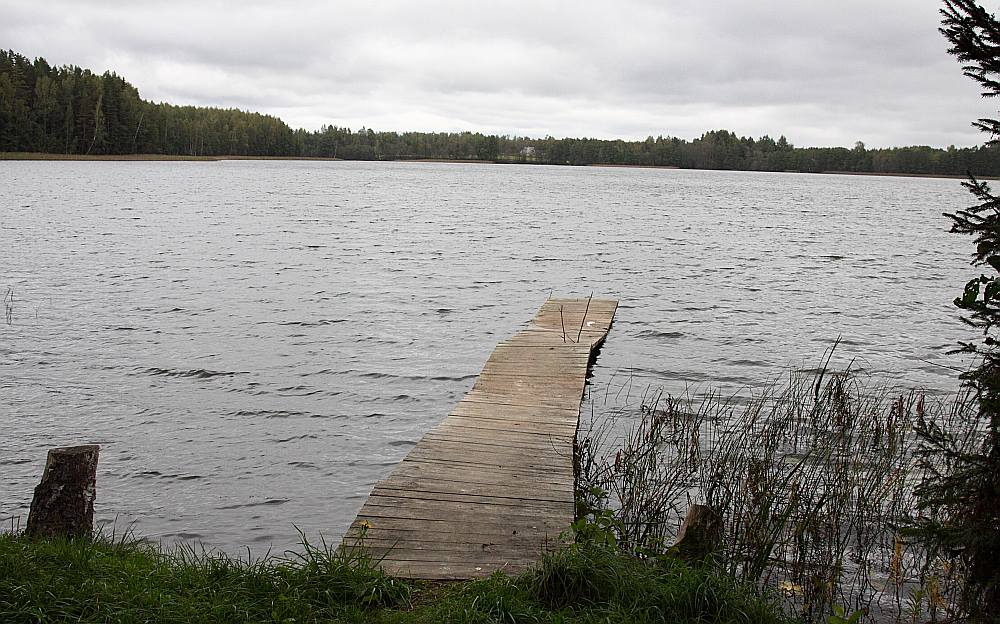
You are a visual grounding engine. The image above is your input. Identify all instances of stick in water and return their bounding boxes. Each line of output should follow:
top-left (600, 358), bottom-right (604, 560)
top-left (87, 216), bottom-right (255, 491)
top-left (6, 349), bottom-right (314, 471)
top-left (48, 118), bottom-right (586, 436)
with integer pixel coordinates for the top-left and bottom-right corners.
top-left (576, 292), bottom-right (594, 344)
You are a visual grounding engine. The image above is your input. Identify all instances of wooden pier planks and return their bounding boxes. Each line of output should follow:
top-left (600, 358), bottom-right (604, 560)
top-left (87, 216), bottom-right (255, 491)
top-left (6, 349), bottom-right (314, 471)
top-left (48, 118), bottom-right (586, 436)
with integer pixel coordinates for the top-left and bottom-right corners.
top-left (343, 297), bottom-right (618, 580)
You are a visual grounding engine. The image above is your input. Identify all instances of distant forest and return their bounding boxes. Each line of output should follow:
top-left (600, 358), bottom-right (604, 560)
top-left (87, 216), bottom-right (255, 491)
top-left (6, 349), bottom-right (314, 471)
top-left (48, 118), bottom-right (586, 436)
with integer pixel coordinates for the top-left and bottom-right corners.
top-left (3, 49), bottom-right (1000, 176)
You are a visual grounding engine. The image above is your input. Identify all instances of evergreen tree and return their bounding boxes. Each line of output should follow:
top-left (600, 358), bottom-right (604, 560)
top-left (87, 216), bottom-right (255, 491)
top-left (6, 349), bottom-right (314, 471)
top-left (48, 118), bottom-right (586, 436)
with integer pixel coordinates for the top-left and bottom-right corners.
top-left (3, 47), bottom-right (1000, 173)
top-left (909, 2), bottom-right (1000, 621)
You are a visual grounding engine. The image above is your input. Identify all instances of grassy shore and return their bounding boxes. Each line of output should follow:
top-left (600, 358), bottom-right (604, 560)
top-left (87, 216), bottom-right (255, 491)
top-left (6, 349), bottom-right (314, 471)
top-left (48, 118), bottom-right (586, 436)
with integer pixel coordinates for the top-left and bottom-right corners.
top-left (0, 532), bottom-right (792, 624)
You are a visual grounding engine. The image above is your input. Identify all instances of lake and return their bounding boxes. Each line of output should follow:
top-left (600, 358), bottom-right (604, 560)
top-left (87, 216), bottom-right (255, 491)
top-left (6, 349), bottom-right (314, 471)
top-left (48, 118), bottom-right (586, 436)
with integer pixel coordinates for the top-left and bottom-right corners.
top-left (0, 160), bottom-right (976, 554)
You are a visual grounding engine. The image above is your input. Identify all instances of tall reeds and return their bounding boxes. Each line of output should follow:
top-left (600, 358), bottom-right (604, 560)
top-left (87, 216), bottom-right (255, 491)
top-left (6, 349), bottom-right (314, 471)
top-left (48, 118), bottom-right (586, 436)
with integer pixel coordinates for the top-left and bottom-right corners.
top-left (576, 365), bottom-right (977, 622)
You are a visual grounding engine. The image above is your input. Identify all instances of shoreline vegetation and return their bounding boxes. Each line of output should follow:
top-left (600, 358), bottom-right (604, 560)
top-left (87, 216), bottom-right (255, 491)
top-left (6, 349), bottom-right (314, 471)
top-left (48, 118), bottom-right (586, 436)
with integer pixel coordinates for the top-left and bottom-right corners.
top-left (3, 48), bottom-right (1000, 177)
top-left (2, 151), bottom-right (993, 180)
top-left (0, 367), bottom-right (977, 623)
top-left (0, 530), bottom-right (794, 624)
top-left (576, 366), bottom-right (975, 623)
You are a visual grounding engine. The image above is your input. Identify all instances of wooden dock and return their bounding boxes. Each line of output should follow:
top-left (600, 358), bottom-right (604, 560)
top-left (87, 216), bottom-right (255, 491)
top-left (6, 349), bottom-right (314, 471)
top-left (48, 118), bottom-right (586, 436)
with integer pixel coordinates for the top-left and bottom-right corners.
top-left (343, 297), bottom-right (618, 579)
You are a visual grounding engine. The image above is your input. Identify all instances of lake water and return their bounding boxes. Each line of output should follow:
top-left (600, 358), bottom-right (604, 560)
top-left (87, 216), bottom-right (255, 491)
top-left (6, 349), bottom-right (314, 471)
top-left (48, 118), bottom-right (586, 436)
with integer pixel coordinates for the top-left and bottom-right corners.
top-left (0, 160), bottom-right (976, 554)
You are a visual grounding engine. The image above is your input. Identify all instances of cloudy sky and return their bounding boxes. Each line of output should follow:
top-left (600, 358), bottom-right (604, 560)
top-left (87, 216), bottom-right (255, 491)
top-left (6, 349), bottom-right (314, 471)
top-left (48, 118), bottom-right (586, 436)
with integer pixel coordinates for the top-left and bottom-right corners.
top-left (3, 0), bottom-right (996, 147)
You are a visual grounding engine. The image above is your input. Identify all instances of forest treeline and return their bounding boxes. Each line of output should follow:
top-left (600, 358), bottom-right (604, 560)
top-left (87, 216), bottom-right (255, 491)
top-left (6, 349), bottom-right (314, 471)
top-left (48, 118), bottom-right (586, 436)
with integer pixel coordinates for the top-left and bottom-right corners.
top-left (3, 49), bottom-right (1000, 176)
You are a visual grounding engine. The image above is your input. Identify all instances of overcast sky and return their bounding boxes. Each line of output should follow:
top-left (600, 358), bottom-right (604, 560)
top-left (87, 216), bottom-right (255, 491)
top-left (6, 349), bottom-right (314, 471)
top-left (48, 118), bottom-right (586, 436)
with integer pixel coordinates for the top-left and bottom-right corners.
top-left (3, 0), bottom-right (997, 147)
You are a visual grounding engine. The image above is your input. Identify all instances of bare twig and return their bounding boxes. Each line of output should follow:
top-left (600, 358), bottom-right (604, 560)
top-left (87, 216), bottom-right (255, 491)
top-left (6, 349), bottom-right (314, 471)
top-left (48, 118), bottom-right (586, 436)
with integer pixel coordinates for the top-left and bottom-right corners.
top-left (559, 304), bottom-right (567, 343)
top-left (575, 292), bottom-right (593, 344)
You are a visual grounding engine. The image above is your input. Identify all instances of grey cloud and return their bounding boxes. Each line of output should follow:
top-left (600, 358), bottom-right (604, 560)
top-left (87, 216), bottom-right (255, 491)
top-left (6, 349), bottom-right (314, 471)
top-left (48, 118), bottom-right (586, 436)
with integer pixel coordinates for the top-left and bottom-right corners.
top-left (0, 0), bottom-right (995, 147)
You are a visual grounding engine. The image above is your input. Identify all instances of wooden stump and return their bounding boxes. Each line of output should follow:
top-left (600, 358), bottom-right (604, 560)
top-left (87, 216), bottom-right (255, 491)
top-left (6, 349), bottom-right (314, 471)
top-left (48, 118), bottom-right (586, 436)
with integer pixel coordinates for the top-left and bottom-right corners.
top-left (672, 504), bottom-right (722, 562)
top-left (25, 445), bottom-right (99, 539)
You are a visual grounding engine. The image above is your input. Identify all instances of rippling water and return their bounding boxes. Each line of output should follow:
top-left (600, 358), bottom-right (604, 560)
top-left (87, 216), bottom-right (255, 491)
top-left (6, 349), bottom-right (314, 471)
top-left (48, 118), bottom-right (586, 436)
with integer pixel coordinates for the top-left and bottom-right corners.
top-left (0, 160), bottom-right (975, 553)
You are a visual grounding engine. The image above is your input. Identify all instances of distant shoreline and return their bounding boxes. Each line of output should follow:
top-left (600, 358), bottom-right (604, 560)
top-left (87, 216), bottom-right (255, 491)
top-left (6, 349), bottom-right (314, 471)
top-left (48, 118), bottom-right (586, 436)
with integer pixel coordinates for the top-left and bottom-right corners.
top-left (2, 151), bottom-right (992, 180)
top-left (817, 169), bottom-right (992, 180)
top-left (0, 152), bottom-right (343, 162)
top-left (587, 162), bottom-right (994, 180)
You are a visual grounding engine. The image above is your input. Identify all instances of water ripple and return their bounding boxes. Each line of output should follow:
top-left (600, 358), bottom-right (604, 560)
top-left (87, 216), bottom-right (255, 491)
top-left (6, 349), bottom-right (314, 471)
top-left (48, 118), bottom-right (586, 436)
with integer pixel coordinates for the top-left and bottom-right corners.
top-left (0, 161), bottom-right (973, 556)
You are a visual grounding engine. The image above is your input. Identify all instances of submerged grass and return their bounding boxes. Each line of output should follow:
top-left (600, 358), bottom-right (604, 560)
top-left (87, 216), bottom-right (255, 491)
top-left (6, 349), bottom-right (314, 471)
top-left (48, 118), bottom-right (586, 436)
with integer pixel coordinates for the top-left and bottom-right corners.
top-left (0, 530), bottom-right (795, 623)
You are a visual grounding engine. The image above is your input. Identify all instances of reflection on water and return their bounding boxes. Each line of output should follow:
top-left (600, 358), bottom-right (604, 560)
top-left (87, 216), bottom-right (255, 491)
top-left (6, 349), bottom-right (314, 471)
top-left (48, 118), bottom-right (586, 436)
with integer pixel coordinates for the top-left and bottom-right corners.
top-left (0, 160), bottom-right (974, 554)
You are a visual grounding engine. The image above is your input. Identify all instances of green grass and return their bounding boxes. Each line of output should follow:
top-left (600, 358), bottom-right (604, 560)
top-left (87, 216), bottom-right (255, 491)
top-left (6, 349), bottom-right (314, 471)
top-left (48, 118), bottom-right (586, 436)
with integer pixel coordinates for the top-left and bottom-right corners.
top-left (0, 532), bottom-right (794, 623)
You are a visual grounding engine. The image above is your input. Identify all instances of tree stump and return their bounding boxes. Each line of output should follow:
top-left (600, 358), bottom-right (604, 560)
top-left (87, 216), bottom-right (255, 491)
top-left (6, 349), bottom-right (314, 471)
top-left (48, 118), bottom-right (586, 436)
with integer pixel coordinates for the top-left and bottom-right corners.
top-left (25, 445), bottom-right (99, 539)
top-left (672, 504), bottom-right (722, 562)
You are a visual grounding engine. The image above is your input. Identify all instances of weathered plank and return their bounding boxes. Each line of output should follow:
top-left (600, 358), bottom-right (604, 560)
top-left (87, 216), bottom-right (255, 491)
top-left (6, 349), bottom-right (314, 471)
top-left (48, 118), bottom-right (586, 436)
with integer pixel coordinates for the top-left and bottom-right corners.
top-left (346, 516), bottom-right (568, 538)
top-left (387, 459), bottom-right (576, 487)
top-left (345, 531), bottom-right (570, 549)
top-left (343, 297), bottom-right (617, 579)
top-left (419, 433), bottom-right (573, 454)
top-left (362, 492), bottom-right (572, 515)
top-left (372, 479), bottom-right (576, 503)
top-left (440, 416), bottom-right (580, 433)
top-left (407, 437), bottom-right (575, 460)
top-left (449, 401), bottom-right (582, 419)
top-left (431, 422), bottom-right (575, 443)
top-left (397, 453), bottom-right (571, 475)
top-left (459, 390), bottom-right (586, 409)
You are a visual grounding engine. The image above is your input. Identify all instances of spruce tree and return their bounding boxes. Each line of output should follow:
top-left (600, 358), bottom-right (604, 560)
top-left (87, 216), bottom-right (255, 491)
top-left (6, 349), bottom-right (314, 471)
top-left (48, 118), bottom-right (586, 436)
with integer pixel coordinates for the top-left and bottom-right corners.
top-left (911, 2), bottom-right (1000, 620)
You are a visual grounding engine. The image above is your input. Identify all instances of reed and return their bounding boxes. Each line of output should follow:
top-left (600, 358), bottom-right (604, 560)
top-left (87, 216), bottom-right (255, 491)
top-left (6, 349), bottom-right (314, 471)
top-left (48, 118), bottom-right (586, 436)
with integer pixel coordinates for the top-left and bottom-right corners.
top-left (576, 363), bottom-right (977, 623)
